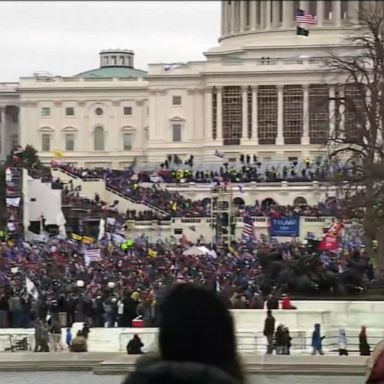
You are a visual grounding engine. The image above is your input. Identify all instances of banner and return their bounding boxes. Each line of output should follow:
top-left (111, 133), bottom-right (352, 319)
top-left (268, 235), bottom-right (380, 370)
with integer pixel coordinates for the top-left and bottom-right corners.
top-left (318, 235), bottom-right (339, 251)
top-left (84, 248), bottom-right (101, 266)
top-left (270, 217), bottom-right (300, 237)
top-left (6, 197), bottom-right (20, 207)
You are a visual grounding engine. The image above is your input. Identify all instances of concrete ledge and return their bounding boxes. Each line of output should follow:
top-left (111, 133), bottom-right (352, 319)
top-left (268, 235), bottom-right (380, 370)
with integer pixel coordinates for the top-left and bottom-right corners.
top-left (0, 352), bottom-right (121, 372)
top-left (0, 353), bottom-right (369, 376)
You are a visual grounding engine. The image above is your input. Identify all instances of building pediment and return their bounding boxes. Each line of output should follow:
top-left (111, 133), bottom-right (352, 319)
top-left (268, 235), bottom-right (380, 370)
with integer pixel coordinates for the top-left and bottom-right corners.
top-left (62, 126), bottom-right (78, 132)
top-left (169, 116), bottom-right (185, 122)
top-left (121, 125), bottom-right (136, 132)
top-left (39, 126), bottom-right (54, 132)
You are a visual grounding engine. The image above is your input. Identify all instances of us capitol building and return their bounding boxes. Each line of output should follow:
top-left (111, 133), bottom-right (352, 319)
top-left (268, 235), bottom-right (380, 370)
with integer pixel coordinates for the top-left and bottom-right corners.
top-left (0, 1), bottom-right (371, 168)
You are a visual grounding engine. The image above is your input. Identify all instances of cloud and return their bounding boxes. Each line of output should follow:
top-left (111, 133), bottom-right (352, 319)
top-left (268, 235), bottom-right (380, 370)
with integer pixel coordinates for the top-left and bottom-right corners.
top-left (0, 1), bottom-right (220, 80)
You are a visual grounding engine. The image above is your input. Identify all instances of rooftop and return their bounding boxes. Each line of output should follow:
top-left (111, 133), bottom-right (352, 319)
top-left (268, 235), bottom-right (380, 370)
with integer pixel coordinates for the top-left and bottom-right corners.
top-left (74, 66), bottom-right (147, 79)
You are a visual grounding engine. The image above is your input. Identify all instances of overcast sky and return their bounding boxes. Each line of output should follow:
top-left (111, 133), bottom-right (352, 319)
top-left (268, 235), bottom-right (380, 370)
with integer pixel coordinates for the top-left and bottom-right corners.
top-left (0, 1), bottom-right (220, 81)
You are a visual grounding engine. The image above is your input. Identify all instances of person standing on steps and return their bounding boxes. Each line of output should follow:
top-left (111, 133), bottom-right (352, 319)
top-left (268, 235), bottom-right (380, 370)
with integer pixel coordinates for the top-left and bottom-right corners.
top-left (263, 310), bottom-right (275, 355)
top-left (311, 323), bottom-right (325, 356)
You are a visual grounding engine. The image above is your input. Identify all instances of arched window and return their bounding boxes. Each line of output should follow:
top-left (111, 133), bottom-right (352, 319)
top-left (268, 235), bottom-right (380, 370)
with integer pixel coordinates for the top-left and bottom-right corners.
top-left (94, 126), bottom-right (105, 151)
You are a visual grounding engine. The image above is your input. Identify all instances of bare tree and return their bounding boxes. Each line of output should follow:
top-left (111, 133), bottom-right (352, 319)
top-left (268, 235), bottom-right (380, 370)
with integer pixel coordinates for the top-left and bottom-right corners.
top-left (325, 3), bottom-right (384, 269)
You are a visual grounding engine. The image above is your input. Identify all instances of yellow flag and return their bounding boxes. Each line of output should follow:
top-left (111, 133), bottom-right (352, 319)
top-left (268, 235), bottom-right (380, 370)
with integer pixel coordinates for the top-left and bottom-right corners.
top-left (228, 245), bottom-right (238, 257)
top-left (52, 151), bottom-right (64, 158)
top-left (82, 236), bottom-right (94, 245)
top-left (147, 249), bottom-right (157, 258)
top-left (71, 233), bottom-right (82, 241)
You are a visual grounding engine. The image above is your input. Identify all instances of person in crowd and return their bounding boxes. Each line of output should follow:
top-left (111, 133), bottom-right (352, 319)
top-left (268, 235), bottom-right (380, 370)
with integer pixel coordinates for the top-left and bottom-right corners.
top-left (39, 320), bottom-right (50, 352)
top-left (263, 310), bottom-right (276, 355)
top-left (33, 318), bottom-right (42, 352)
top-left (66, 328), bottom-right (72, 350)
top-left (338, 329), bottom-right (348, 356)
top-left (274, 324), bottom-right (284, 355)
top-left (266, 293), bottom-right (279, 310)
top-left (359, 325), bottom-right (371, 356)
top-left (70, 331), bottom-right (88, 352)
top-left (281, 294), bottom-right (297, 310)
top-left (366, 340), bottom-right (384, 384)
top-left (81, 322), bottom-right (91, 340)
top-left (123, 284), bottom-right (244, 384)
top-left (49, 316), bottom-right (63, 352)
top-left (127, 334), bottom-right (144, 355)
top-left (282, 325), bottom-right (292, 355)
top-left (311, 323), bottom-right (325, 355)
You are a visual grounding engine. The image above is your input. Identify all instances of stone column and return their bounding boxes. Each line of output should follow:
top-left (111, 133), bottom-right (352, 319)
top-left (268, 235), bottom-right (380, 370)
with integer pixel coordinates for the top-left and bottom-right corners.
top-left (250, 0), bottom-right (257, 30)
top-left (333, 0), bottom-right (341, 26)
top-left (217, 87), bottom-right (223, 140)
top-left (348, 1), bottom-right (359, 23)
top-left (242, 87), bottom-right (248, 139)
top-left (283, 0), bottom-right (293, 28)
top-left (0, 107), bottom-right (5, 155)
top-left (302, 85), bottom-right (310, 145)
top-left (277, 85), bottom-right (284, 145)
top-left (338, 86), bottom-right (345, 138)
top-left (240, 1), bottom-right (245, 32)
top-left (221, 1), bottom-right (226, 35)
top-left (204, 89), bottom-right (213, 140)
top-left (317, 1), bottom-right (324, 26)
top-left (329, 85), bottom-right (336, 140)
top-left (230, 1), bottom-right (236, 33)
top-left (265, 0), bottom-right (271, 29)
top-left (252, 86), bottom-right (258, 144)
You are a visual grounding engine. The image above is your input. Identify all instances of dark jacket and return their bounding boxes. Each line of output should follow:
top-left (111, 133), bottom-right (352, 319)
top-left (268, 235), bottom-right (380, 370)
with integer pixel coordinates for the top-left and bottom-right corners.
top-left (263, 315), bottom-right (275, 336)
top-left (123, 361), bottom-right (239, 384)
top-left (127, 336), bottom-right (144, 355)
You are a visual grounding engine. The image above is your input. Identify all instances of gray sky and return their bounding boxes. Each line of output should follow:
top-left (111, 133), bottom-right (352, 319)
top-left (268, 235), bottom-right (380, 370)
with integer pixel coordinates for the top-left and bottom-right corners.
top-left (0, 1), bottom-right (220, 81)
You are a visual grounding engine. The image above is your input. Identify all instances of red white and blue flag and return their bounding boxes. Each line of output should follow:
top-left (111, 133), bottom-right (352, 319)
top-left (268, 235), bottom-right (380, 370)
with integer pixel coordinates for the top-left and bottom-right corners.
top-left (296, 9), bottom-right (317, 24)
top-left (242, 215), bottom-right (256, 243)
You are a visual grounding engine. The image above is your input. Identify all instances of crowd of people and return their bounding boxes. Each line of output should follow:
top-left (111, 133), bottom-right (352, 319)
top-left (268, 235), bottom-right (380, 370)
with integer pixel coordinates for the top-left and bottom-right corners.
top-left (0, 222), bottom-right (374, 330)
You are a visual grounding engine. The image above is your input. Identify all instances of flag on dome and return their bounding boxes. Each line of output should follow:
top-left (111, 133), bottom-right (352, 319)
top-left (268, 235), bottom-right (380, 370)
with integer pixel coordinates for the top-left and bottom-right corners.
top-left (296, 9), bottom-right (316, 36)
top-left (295, 9), bottom-right (317, 24)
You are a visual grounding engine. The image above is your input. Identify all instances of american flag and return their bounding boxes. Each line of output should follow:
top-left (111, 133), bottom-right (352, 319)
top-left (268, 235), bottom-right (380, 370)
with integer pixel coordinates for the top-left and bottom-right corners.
top-left (242, 215), bottom-right (255, 242)
top-left (296, 9), bottom-right (317, 24)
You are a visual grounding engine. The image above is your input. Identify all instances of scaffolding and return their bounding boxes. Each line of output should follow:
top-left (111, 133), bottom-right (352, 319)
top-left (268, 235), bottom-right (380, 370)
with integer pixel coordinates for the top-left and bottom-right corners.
top-left (210, 184), bottom-right (234, 246)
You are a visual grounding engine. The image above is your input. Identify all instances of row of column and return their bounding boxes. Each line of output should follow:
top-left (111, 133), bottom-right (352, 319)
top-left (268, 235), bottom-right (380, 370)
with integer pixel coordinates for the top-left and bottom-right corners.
top-left (206, 85), bottom-right (339, 145)
top-left (221, 0), bottom-right (361, 36)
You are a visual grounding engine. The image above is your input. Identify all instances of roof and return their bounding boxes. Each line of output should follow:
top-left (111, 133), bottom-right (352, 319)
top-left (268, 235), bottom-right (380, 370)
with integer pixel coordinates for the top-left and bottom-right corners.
top-left (74, 66), bottom-right (147, 79)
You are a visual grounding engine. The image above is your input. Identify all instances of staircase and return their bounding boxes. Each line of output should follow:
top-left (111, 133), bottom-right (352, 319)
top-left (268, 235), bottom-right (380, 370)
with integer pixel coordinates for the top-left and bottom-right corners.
top-left (52, 167), bottom-right (169, 217)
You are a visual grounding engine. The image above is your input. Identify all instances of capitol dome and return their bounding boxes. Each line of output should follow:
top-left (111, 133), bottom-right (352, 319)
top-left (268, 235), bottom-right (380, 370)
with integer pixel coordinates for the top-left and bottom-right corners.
top-left (207, 0), bottom-right (373, 56)
top-left (75, 49), bottom-right (147, 79)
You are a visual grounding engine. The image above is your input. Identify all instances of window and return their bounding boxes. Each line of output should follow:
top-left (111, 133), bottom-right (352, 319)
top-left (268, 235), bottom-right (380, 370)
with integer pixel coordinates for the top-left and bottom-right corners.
top-left (172, 124), bottom-right (182, 142)
top-left (95, 107), bottom-right (103, 116)
top-left (172, 96), bottom-right (182, 106)
top-left (123, 106), bottom-right (132, 116)
top-left (258, 86), bottom-right (277, 145)
top-left (41, 134), bottom-right (51, 151)
top-left (65, 107), bottom-right (75, 116)
top-left (222, 86), bottom-right (242, 145)
top-left (283, 85), bottom-right (303, 144)
top-left (309, 85), bottom-right (329, 144)
top-left (41, 107), bottom-right (51, 117)
top-left (344, 84), bottom-right (365, 142)
top-left (247, 86), bottom-right (252, 139)
top-left (123, 133), bottom-right (132, 150)
top-left (94, 126), bottom-right (105, 150)
top-left (212, 88), bottom-right (217, 140)
top-left (65, 133), bottom-right (75, 151)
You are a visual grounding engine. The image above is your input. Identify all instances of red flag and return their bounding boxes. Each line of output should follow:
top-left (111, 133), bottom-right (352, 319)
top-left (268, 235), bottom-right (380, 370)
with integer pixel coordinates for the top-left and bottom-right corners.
top-left (318, 235), bottom-right (339, 251)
